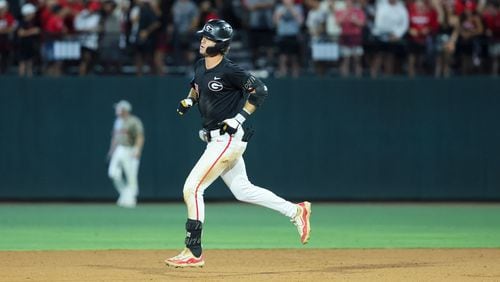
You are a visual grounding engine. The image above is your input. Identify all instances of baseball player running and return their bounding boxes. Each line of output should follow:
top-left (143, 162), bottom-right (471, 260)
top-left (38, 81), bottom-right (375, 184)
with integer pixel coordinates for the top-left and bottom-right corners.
top-left (107, 100), bottom-right (144, 208)
top-left (165, 19), bottom-right (311, 268)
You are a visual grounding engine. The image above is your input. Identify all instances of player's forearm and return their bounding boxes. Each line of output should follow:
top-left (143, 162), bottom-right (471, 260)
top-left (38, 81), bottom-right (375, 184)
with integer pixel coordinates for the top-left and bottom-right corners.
top-left (135, 134), bottom-right (144, 153)
top-left (187, 88), bottom-right (199, 102)
top-left (178, 89), bottom-right (198, 116)
top-left (243, 101), bottom-right (257, 115)
top-left (236, 78), bottom-right (268, 123)
top-left (233, 102), bottom-right (256, 125)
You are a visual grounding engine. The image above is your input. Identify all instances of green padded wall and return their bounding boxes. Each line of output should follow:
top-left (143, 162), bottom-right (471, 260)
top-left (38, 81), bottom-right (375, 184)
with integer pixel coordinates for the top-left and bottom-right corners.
top-left (1, 77), bottom-right (499, 200)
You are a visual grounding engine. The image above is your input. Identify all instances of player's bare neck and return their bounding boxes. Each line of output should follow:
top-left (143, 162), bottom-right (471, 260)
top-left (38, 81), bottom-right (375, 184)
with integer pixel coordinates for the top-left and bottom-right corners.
top-left (205, 55), bottom-right (223, 70)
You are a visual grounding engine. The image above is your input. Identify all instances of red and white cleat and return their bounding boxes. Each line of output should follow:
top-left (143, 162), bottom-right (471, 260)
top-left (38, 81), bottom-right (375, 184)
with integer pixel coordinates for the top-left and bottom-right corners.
top-left (165, 248), bottom-right (205, 268)
top-left (291, 201), bottom-right (311, 244)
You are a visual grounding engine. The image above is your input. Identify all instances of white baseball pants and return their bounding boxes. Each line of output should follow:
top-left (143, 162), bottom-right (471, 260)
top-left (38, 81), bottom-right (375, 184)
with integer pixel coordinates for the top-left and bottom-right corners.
top-left (108, 145), bottom-right (140, 204)
top-left (183, 128), bottom-right (297, 222)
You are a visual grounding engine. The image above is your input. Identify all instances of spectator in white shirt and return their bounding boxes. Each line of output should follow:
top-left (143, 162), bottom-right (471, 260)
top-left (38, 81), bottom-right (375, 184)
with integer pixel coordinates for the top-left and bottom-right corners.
top-left (305, 0), bottom-right (329, 75)
top-left (274, 0), bottom-right (304, 77)
top-left (74, 1), bottom-right (102, 75)
top-left (370, 0), bottom-right (408, 77)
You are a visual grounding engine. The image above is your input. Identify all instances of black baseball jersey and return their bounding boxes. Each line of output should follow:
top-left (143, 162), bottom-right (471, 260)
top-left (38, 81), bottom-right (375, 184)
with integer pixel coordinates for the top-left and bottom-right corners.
top-left (191, 58), bottom-right (254, 130)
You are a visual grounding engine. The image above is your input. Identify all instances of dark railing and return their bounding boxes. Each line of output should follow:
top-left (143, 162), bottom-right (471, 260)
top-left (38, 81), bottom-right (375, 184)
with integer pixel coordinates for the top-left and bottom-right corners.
top-left (3, 30), bottom-right (499, 77)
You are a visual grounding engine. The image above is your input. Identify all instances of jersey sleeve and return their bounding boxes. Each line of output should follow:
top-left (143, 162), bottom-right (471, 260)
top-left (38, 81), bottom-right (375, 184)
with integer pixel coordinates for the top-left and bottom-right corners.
top-left (226, 61), bottom-right (268, 107)
top-left (225, 63), bottom-right (255, 92)
top-left (132, 117), bottom-right (144, 135)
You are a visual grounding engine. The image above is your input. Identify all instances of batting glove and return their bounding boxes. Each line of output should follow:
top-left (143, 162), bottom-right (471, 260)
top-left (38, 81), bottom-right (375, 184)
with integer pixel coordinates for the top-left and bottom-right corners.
top-left (220, 112), bottom-right (247, 135)
top-left (177, 98), bottom-right (195, 116)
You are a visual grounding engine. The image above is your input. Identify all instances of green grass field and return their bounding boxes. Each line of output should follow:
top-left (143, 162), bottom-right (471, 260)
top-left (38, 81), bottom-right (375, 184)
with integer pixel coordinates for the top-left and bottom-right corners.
top-left (1, 203), bottom-right (499, 251)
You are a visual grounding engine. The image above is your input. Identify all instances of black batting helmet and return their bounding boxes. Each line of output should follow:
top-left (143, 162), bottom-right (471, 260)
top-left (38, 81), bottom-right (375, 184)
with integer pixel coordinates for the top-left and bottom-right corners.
top-left (197, 19), bottom-right (233, 56)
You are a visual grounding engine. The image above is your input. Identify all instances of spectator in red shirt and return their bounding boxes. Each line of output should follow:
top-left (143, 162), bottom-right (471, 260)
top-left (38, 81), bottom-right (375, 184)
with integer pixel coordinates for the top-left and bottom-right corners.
top-left (60, 0), bottom-right (85, 34)
top-left (482, 0), bottom-right (500, 75)
top-left (335, 0), bottom-right (366, 77)
top-left (452, 0), bottom-right (465, 15)
top-left (40, 0), bottom-right (58, 28)
top-left (407, 0), bottom-right (438, 77)
top-left (198, 0), bottom-right (219, 26)
top-left (58, 0), bottom-right (84, 11)
top-left (44, 5), bottom-right (69, 37)
top-left (42, 4), bottom-right (70, 76)
top-left (0, 0), bottom-right (17, 74)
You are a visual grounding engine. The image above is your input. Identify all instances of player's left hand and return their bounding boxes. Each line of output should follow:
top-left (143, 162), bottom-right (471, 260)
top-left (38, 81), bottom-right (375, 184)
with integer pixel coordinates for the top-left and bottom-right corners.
top-left (220, 118), bottom-right (240, 135)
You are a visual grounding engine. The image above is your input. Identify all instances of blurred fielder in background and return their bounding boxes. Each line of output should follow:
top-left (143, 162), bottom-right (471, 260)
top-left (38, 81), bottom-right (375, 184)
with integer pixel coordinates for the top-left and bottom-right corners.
top-left (107, 100), bottom-right (144, 208)
top-left (165, 19), bottom-right (311, 268)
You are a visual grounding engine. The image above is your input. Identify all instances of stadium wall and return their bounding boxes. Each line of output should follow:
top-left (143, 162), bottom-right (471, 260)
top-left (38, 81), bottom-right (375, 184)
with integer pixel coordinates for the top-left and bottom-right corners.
top-left (1, 77), bottom-right (499, 201)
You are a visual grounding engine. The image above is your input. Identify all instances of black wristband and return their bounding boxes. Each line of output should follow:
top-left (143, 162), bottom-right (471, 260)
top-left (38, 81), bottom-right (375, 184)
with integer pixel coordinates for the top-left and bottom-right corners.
top-left (235, 109), bottom-right (251, 124)
top-left (239, 109), bottom-right (250, 119)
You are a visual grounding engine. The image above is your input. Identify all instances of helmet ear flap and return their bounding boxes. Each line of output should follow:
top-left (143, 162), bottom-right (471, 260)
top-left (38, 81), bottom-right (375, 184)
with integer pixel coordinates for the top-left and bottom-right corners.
top-left (219, 41), bottom-right (230, 54)
top-left (205, 41), bottom-right (230, 56)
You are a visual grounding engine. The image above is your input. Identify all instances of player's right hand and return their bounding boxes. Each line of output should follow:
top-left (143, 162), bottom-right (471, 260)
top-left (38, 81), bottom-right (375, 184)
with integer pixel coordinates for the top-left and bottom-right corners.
top-left (177, 98), bottom-right (194, 116)
top-left (219, 118), bottom-right (240, 135)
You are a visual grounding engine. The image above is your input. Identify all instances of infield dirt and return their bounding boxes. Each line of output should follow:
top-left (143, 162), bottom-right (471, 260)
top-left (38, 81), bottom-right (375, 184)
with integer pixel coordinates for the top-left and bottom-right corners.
top-left (1, 249), bottom-right (500, 281)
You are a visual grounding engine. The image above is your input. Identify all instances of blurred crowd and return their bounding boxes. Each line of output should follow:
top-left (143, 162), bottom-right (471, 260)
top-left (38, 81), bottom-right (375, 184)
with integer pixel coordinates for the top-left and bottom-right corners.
top-left (0, 0), bottom-right (499, 77)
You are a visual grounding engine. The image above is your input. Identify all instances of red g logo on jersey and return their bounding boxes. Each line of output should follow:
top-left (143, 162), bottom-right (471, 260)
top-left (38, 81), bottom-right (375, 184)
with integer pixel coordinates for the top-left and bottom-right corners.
top-left (208, 81), bottom-right (223, 92)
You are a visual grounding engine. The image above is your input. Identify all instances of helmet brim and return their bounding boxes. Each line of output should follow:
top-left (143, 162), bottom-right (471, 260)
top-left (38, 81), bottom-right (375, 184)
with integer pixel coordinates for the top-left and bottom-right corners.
top-left (197, 30), bottom-right (213, 40)
top-left (196, 29), bottom-right (230, 42)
